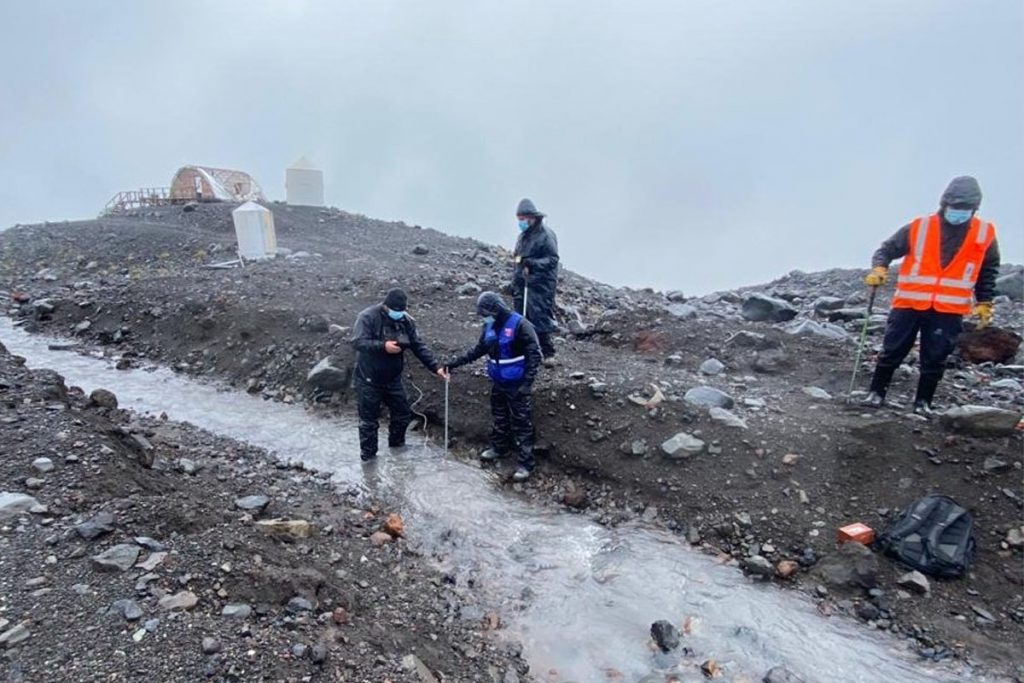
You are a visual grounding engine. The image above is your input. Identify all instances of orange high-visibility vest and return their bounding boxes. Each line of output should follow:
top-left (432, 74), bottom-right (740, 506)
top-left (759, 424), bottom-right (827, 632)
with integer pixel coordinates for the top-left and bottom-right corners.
top-left (892, 214), bottom-right (996, 315)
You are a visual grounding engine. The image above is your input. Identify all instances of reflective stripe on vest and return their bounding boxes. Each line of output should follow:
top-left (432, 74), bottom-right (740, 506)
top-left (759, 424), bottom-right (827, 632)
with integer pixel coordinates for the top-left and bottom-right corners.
top-left (892, 214), bottom-right (995, 315)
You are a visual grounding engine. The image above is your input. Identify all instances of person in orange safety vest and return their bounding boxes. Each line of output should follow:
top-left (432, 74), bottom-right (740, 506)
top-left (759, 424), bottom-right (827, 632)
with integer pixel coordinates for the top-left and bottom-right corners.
top-left (861, 176), bottom-right (1000, 415)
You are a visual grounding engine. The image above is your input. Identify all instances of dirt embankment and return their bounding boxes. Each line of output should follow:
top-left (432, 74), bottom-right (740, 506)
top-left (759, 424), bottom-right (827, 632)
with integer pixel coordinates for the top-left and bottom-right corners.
top-left (1, 203), bottom-right (1022, 678)
top-left (0, 338), bottom-right (528, 681)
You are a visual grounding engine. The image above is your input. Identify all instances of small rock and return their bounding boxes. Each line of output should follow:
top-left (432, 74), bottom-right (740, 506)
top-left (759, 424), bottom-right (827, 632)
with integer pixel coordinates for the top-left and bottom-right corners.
top-left (201, 637), bottom-right (221, 655)
top-left (971, 604), bottom-right (997, 623)
top-left (0, 622), bottom-right (30, 648)
top-left (401, 654), bottom-right (440, 683)
top-left (775, 560), bottom-right (800, 579)
top-left (743, 555), bottom-right (774, 579)
top-left (811, 542), bottom-right (878, 589)
top-left (650, 620), bottom-right (680, 652)
top-left (1005, 526), bottom-right (1024, 548)
top-left (456, 282), bottom-right (482, 296)
top-left (89, 388), bottom-right (118, 409)
top-left (782, 453), bottom-right (800, 465)
top-left (709, 407), bottom-right (747, 429)
top-left (158, 591), bottom-right (198, 611)
top-left (700, 358), bottom-right (725, 376)
top-left (25, 478), bottom-right (44, 490)
top-left (108, 599), bottom-right (143, 621)
top-left (31, 457), bottom-right (54, 474)
top-left (310, 643), bottom-right (328, 664)
top-left (412, 244), bottom-right (430, 255)
top-left (983, 457), bottom-right (1010, 474)
top-left (255, 518), bottom-right (314, 538)
top-left (855, 602), bottom-right (880, 621)
top-left (76, 512), bottom-right (115, 540)
top-left (90, 544), bottom-right (140, 572)
top-left (741, 294), bottom-right (798, 323)
top-left (897, 570), bottom-right (931, 595)
top-left (383, 513), bottom-right (405, 538)
top-left (802, 386), bottom-right (832, 400)
top-left (234, 495), bottom-right (270, 512)
top-left (370, 531), bottom-right (393, 546)
top-left (222, 603), bottom-right (252, 619)
top-left (0, 492), bottom-right (41, 519)
top-left (177, 458), bottom-right (199, 475)
top-left (684, 386), bottom-right (735, 409)
top-left (701, 659), bottom-right (721, 678)
top-left (763, 666), bottom-right (807, 683)
top-left (661, 432), bottom-right (706, 459)
top-left (287, 596), bottom-right (314, 613)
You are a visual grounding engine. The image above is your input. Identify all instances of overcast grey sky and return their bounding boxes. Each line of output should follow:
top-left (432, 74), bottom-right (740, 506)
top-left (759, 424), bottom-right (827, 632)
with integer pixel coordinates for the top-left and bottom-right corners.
top-left (1, 0), bottom-right (1021, 295)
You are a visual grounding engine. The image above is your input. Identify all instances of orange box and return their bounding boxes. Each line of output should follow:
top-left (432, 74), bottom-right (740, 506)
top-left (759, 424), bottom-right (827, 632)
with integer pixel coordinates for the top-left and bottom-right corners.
top-left (837, 522), bottom-right (875, 546)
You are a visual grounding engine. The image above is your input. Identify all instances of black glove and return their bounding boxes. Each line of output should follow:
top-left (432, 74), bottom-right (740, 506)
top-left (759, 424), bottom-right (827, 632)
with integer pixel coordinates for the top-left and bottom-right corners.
top-left (520, 258), bottom-right (534, 271)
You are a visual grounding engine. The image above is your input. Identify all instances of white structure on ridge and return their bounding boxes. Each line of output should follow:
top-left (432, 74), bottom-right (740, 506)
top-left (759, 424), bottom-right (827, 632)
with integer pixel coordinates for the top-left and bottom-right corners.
top-left (232, 201), bottom-right (277, 260)
top-left (285, 157), bottom-right (325, 207)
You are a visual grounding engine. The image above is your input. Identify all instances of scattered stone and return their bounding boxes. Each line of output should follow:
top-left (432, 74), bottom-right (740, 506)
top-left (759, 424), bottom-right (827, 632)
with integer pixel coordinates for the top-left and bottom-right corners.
top-left (411, 244), bottom-right (430, 255)
top-left (972, 604), bottom-right (997, 623)
top-left (802, 386), bottom-right (832, 400)
top-left (775, 560), bottom-right (800, 579)
top-left (0, 492), bottom-right (41, 518)
top-left (665, 290), bottom-right (686, 303)
top-left (811, 542), bottom-right (878, 589)
top-left (177, 458), bottom-right (199, 475)
top-left (709, 406), bottom-right (747, 429)
top-left (234, 494), bottom-right (270, 512)
top-left (287, 597), bottom-right (314, 613)
top-left (134, 537), bottom-right (166, 551)
top-left (661, 432), bottom-right (706, 459)
top-left (1005, 526), bottom-right (1024, 549)
top-left (0, 622), bottom-right (30, 648)
top-left (74, 320), bottom-right (92, 335)
top-left (991, 378), bottom-right (1022, 391)
top-left (983, 457), bottom-right (1010, 474)
top-left (310, 643), bottom-right (328, 664)
top-left (76, 512), bottom-right (115, 540)
top-left (306, 356), bottom-right (350, 393)
top-left (855, 602), bottom-right (880, 621)
top-left (781, 453), bottom-right (800, 466)
top-left (753, 348), bottom-right (791, 374)
top-left (332, 607), bottom-right (349, 624)
top-left (222, 603), bottom-right (252, 619)
top-left (743, 555), bottom-right (774, 579)
top-left (742, 294), bottom-right (798, 323)
top-left (136, 551), bottom-right (168, 571)
top-left (201, 637), bottom-right (221, 655)
top-left (700, 358), bottom-right (725, 376)
top-left (370, 531), bottom-right (393, 546)
top-left (255, 518), bottom-right (314, 538)
top-left (383, 513), bottom-right (405, 538)
top-left (456, 282), bottom-right (482, 295)
top-left (940, 405), bottom-right (1023, 437)
top-left (701, 659), bottom-right (721, 678)
top-left (31, 457), bottom-right (54, 474)
top-left (401, 654), bottom-right (440, 683)
top-left (90, 544), bottom-right (141, 572)
top-left (108, 599), bottom-right (143, 621)
top-left (25, 477), bottom-right (44, 490)
top-left (684, 386), bottom-right (735, 409)
top-left (667, 303), bottom-right (698, 319)
top-left (650, 620), bottom-right (680, 652)
top-left (562, 485), bottom-right (588, 509)
top-left (897, 570), bottom-right (930, 595)
top-left (782, 319), bottom-right (848, 341)
top-left (88, 388), bottom-right (118, 409)
top-left (620, 439), bottom-right (648, 456)
top-left (159, 591), bottom-right (198, 611)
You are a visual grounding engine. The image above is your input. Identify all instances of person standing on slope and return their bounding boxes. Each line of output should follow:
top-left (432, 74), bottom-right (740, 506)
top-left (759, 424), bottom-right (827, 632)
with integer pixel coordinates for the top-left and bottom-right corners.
top-left (861, 176), bottom-right (1001, 415)
top-left (445, 292), bottom-right (543, 481)
top-left (351, 288), bottom-right (448, 461)
top-left (509, 198), bottom-right (560, 363)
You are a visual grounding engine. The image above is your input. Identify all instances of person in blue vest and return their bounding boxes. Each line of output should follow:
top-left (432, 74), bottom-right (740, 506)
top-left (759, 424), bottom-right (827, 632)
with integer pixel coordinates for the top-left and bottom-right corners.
top-left (445, 292), bottom-right (543, 481)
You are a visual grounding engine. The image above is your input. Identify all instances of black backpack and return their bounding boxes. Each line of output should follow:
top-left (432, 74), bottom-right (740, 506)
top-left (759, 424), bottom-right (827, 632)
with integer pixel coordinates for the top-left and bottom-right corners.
top-left (875, 494), bottom-right (976, 578)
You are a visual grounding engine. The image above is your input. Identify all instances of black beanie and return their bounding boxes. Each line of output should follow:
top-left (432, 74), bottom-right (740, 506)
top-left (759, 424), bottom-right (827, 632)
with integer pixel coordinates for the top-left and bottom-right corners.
top-left (384, 288), bottom-right (408, 312)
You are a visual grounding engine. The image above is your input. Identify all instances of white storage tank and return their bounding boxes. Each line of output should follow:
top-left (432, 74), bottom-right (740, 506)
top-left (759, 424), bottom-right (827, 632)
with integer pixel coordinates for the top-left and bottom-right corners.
top-left (285, 156), bottom-right (325, 207)
top-left (232, 201), bottom-right (277, 260)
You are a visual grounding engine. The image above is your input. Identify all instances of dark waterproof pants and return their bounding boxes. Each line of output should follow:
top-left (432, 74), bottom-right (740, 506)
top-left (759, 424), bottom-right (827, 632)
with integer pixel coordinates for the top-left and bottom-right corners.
top-left (490, 383), bottom-right (535, 471)
top-left (537, 332), bottom-right (556, 358)
top-left (356, 376), bottom-right (412, 458)
top-left (868, 308), bottom-right (963, 404)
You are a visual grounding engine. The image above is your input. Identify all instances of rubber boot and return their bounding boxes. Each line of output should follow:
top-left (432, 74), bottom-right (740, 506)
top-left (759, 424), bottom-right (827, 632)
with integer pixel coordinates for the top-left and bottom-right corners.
top-left (480, 448), bottom-right (506, 461)
top-left (913, 373), bottom-right (942, 417)
top-left (862, 365), bottom-right (896, 407)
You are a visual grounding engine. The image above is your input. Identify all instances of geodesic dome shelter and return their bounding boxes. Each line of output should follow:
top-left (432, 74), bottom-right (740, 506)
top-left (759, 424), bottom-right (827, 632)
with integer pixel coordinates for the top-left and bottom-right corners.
top-left (170, 166), bottom-right (265, 203)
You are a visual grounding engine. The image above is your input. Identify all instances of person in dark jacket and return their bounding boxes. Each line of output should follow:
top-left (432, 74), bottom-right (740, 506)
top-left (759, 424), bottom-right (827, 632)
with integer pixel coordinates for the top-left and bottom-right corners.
top-left (509, 198), bottom-right (560, 361)
top-left (446, 292), bottom-right (543, 481)
top-left (861, 176), bottom-right (1001, 415)
top-left (351, 288), bottom-right (447, 461)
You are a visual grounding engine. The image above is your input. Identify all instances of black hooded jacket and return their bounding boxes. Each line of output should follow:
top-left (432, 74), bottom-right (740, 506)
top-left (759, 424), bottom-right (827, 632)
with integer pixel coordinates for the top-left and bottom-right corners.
top-left (447, 310), bottom-right (542, 385)
top-left (871, 177), bottom-right (1001, 302)
top-left (350, 304), bottom-right (439, 385)
top-left (510, 221), bottom-right (560, 333)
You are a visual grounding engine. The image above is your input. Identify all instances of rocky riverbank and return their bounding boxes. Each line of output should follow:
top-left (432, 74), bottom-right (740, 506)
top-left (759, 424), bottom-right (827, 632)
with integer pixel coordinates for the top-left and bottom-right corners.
top-left (0, 339), bottom-right (529, 681)
top-left (1, 203), bottom-right (1022, 679)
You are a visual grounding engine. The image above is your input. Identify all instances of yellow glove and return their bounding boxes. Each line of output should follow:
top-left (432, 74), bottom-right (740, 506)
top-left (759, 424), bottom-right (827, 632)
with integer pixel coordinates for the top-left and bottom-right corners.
top-left (864, 266), bottom-right (888, 287)
top-left (974, 302), bottom-right (993, 329)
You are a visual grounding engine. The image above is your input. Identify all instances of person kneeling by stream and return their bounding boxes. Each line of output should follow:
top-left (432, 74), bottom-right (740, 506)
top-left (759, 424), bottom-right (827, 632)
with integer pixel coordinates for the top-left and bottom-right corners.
top-left (351, 288), bottom-right (448, 461)
top-left (446, 292), bottom-right (543, 481)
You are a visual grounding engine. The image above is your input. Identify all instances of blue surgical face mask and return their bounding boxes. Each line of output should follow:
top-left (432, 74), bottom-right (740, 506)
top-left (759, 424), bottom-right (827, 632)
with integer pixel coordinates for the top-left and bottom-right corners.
top-left (944, 207), bottom-right (973, 225)
top-left (387, 310), bottom-right (405, 321)
top-left (482, 315), bottom-right (495, 326)
top-left (517, 219), bottom-right (530, 232)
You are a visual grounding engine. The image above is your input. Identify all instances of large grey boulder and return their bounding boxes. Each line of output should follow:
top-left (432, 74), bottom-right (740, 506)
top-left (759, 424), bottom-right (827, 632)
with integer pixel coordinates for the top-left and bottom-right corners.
top-left (306, 356), bottom-right (351, 393)
top-left (940, 405), bottom-right (1022, 437)
top-left (811, 542), bottom-right (879, 589)
top-left (742, 294), bottom-right (798, 323)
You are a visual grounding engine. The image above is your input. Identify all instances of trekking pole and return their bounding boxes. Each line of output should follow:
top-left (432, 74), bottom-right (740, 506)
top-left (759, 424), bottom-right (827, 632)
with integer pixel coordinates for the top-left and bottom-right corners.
top-left (847, 286), bottom-right (879, 399)
top-left (522, 280), bottom-right (529, 317)
top-left (443, 375), bottom-right (450, 458)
